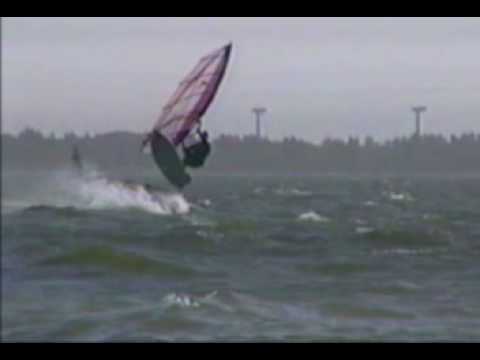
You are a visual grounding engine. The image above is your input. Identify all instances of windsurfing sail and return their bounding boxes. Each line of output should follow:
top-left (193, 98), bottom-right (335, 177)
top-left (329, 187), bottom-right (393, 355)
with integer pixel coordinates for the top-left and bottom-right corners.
top-left (145, 43), bottom-right (232, 188)
top-left (151, 42), bottom-right (232, 147)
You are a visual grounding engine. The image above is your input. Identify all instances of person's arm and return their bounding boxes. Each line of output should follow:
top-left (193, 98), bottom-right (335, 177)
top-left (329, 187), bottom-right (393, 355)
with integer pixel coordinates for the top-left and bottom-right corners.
top-left (199, 131), bottom-right (208, 144)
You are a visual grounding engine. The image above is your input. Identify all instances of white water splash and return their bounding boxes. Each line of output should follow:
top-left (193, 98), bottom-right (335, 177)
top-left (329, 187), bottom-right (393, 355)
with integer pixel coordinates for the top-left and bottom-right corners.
top-left (74, 176), bottom-right (190, 215)
top-left (385, 192), bottom-right (414, 202)
top-left (163, 293), bottom-right (200, 308)
top-left (297, 211), bottom-right (330, 223)
top-left (12, 169), bottom-right (190, 215)
top-left (162, 291), bottom-right (218, 309)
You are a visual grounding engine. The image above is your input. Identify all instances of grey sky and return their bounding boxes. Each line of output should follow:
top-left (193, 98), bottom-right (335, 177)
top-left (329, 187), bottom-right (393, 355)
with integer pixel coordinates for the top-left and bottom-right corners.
top-left (3, 17), bottom-right (480, 143)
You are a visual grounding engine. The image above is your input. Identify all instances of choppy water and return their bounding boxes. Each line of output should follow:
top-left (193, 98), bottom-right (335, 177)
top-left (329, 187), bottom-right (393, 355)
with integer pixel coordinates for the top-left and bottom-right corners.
top-left (3, 169), bottom-right (480, 341)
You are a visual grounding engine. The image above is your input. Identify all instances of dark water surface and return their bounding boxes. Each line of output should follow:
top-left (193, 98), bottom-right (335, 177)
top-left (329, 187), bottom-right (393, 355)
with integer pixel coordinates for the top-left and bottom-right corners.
top-left (3, 170), bottom-right (480, 341)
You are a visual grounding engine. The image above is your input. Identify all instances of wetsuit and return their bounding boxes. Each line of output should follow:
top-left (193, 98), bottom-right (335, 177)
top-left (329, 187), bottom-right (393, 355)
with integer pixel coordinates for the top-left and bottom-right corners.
top-left (183, 131), bottom-right (211, 168)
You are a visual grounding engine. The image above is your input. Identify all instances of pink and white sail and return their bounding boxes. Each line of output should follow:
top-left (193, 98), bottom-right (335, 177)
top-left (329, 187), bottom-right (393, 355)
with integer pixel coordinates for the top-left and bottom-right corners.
top-left (153, 43), bottom-right (232, 147)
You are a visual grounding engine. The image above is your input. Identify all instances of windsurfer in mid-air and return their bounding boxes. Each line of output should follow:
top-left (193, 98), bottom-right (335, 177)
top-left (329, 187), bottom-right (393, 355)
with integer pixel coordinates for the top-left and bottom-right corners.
top-left (141, 43), bottom-right (231, 188)
top-left (182, 128), bottom-right (211, 168)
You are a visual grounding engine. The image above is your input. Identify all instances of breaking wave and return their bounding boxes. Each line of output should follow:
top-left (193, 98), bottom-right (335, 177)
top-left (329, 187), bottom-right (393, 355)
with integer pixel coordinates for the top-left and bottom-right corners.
top-left (40, 245), bottom-right (196, 277)
top-left (162, 291), bottom-right (216, 308)
top-left (297, 211), bottom-right (330, 223)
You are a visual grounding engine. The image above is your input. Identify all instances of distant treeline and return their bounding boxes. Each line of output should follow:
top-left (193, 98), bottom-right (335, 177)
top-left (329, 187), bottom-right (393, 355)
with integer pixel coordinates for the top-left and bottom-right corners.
top-left (3, 128), bottom-right (480, 174)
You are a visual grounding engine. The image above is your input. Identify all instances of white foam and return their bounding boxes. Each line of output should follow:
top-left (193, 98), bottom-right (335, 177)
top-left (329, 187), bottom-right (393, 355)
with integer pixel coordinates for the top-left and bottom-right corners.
top-left (162, 291), bottom-right (218, 309)
top-left (163, 293), bottom-right (200, 308)
top-left (355, 226), bottom-right (374, 235)
top-left (385, 192), bottom-right (414, 202)
top-left (297, 211), bottom-right (330, 223)
top-left (275, 187), bottom-right (312, 197)
top-left (75, 177), bottom-right (190, 215)
top-left (15, 169), bottom-right (190, 216)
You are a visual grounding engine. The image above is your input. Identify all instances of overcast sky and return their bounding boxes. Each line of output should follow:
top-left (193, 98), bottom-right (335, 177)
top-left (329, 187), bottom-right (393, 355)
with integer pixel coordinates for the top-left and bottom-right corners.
top-left (3, 17), bottom-right (480, 142)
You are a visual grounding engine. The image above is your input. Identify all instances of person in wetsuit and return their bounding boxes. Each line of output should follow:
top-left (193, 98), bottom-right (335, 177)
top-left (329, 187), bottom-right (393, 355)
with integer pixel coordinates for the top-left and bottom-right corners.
top-left (182, 129), bottom-right (211, 168)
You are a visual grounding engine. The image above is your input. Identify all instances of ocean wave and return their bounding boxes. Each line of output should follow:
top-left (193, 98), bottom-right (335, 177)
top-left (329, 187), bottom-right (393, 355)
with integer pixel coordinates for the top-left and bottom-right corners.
top-left (384, 192), bottom-right (415, 202)
top-left (18, 205), bottom-right (88, 219)
top-left (297, 261), bottom-right (370, 276)
top-left (297, 211), bottom-right (330, 223)
top-left (275, 187), bottom-right (312, 197)
top-left (422, 213), bottom-right (444, 222)
top-left (2, 200), bottom-right (37, 214)
top-left (40, 246), bottom-right (196, 277)
top-left (355, 226), bottom-right (375, 235)
top-left (162, 293), bottom-right (201, 308)
top-left (323, 302), bottom-right (415, 320)
top-left (371, 248), bottom-right (445, 256)
top-left (359, 228), bottom-right (453, 248)
top-left (215, 219), bottom-right (260, 234)
top-left (162, 291), bottom-right (220, 309)
top-left (353, 218), bottom-right (368, 225)
top-left (187, 215), bottom-right (217, 227)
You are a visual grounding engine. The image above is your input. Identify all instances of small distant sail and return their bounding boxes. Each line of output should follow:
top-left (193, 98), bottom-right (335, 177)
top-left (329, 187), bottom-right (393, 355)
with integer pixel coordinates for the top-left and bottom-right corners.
top-left (71, 145), bottom-right (83, 173)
